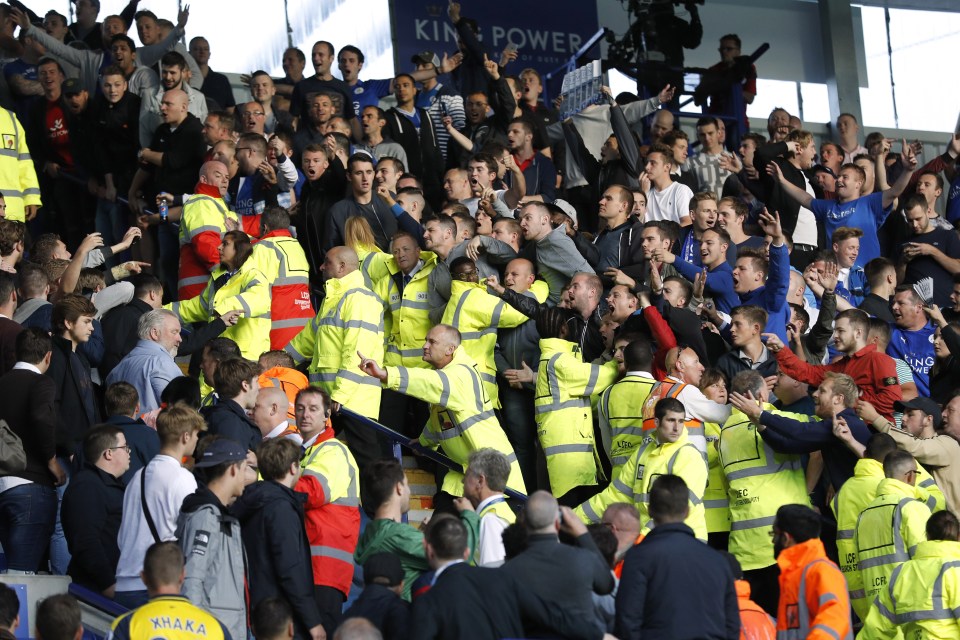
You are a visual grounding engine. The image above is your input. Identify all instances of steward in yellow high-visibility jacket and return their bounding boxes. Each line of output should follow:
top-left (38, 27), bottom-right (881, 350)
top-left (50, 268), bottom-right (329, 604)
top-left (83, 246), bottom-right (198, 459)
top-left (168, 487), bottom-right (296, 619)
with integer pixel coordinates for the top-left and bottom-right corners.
top-left (285, 250), bottom-right (385, 420)
top-left (374, 243), bottom-right (442, 368)
top-left (853, 452), bottom-right (932, 614)
top-left (168, 266), bottom-right (271, 361)
top-left (535, 336), bottom-right (619, 502)
top-left (177, 166), bottom-right (238, 300)
top-left (718, 401), bottom-right (810, 573)
top-left (575, 397), bottom-right (708, 540)
top-left (598, 371), bottom-right (656, 479)
top-left (358, 325), bottom-right (525, 498)
top-left (859, 514), bottom-right (960, 640)
top-left (703, 421), bottom-right (730, 536)
top-left (833, 450), bottom-right (944, 620)
top-left (442, 262), bottom-right (542, 408)
top-left (0, 107), bottom-right (41, 222)
top-left (248, 210), bottom-right (315, 350)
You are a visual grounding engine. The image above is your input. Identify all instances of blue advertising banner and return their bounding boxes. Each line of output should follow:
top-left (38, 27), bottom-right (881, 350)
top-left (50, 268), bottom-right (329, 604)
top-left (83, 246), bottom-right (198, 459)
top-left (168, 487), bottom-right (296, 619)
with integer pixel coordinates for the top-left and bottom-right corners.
top-left (390, 1), bottom-right (600, 85)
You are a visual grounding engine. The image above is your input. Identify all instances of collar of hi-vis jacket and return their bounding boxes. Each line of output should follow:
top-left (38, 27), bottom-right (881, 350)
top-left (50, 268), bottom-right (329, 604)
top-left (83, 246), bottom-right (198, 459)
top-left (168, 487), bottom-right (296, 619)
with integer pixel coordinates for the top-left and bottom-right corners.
top-left (259, 229), bottom-right (293, 241)
top-left (875, 477), bottom-right (926, 502)
top-left (325, 268), bottom-right (368, 298)
top-left (539, 337), bottom-right (578, 358)
top-left (193, 182), bottom-right (223, 199)
top-left (439, 345), bottom-right (477, 370)
top-left (853, 457), bottom-right (884, 479)
top-left (777, 537), bottom-right (829, 575)
top-left (387, 250), bottom-right (439, 277)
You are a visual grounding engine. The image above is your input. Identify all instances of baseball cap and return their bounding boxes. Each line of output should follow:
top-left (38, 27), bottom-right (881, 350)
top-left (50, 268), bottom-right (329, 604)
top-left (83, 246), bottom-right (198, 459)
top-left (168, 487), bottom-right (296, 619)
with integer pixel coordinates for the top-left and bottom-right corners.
top-left (894, 397), bottom-right (942, 428)
top-left (411, 51), bottom-right (441, 69)
top-left (363, 552), bottom-right (403, 587)
top-left (62, 78), bottom-right (84, 95)
top-left (194, 438), bottom-right (247, 468)
top-left (553, 199), bottom-right (578, 227)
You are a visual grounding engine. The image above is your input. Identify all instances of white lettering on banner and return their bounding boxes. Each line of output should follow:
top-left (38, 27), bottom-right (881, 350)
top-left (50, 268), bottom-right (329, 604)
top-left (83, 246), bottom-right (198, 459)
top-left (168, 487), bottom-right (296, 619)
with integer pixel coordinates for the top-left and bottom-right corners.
top-left (413, 19), bottom-right (582, 54)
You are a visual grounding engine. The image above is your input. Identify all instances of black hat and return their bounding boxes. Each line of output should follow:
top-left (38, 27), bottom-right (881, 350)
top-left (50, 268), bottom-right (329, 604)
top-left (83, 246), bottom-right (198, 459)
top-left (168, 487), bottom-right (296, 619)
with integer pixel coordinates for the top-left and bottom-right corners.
top-left (894, 397), bottom-right (942, 429)
top-left (194, 439), bottom-right (247, 468)
top-left (363, 552), bottom-right (403, 587)
top-left (62, 78), bottom-right (84, 95)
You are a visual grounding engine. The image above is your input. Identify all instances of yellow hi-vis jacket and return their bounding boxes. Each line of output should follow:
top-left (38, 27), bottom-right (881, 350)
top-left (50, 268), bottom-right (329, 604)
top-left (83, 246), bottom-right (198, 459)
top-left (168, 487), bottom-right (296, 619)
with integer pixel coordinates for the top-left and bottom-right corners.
top-left (356, 245), bottom-right (392, 293)
top-left (285, 269), bottom-right (385, 418)
top-left (441, 280), bottom-right (538, 409)
top-left (574, 427), bottom-right (708, 540)
top-left (703, 421), bottom-right (730, 534)
top-left (832, 457), bottom-right (944, 620)
top-left (375, 252), bottom-right (441, 368)
top-left (854, 478), bottom-right (932, 612)
top-left (168, 266), bottom-right (271, 361)
top-left (597, 371), bottom-right (656, 479)
top-left (0, 108), bottom-right (41, 222)
top-left (535, 338), bottom-right (619, 498)
top-left (247, 230), bottom-right (315, 350)
top-left (859, 539), bottom-right (960, 640)
top-left (384, 345), bottom-right (526, 497)
top-left (718, 405), bottom-right (811, 571)
top-left (177, 192), bottom-right (239, 300)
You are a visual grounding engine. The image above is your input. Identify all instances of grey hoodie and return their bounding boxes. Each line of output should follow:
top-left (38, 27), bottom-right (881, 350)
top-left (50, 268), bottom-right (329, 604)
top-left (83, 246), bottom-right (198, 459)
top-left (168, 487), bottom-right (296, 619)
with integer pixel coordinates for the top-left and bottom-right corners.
top-left (176, 486), bottom-right (247, 640)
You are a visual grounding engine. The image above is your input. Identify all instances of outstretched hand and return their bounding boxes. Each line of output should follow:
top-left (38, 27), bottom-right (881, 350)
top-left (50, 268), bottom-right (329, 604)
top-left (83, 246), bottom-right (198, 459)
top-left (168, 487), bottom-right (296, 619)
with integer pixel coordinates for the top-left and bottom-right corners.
top-left (357, 352), bottom-right (387, 382)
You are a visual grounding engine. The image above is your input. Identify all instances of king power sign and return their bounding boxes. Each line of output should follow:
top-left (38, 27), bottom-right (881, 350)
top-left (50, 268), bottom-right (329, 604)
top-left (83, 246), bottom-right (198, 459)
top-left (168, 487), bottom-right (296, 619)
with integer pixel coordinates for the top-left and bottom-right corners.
top-left (391, 1), bottom-right (600, 82)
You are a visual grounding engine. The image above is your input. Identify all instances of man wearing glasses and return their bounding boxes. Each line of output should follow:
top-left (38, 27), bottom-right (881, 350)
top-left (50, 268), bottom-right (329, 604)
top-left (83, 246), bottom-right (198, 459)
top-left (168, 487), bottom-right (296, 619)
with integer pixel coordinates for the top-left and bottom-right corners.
top-left (61, 425), bottom-right (131, 598)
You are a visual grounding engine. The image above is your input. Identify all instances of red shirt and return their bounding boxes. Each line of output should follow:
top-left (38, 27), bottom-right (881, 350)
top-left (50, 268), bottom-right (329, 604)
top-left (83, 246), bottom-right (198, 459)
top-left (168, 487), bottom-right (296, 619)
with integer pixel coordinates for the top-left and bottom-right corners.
top-left (775, 343), bottom-right (902, 420)
top-left (45, 102), bottom-right (73, 168)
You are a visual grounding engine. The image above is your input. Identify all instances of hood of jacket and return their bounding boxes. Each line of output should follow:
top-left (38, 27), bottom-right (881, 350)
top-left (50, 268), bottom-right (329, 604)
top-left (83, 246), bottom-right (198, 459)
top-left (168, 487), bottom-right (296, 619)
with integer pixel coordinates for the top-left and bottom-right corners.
top-left (231, 480), bottom-right (304, 523)
top-left (181, 484), bottom-right (229, 516)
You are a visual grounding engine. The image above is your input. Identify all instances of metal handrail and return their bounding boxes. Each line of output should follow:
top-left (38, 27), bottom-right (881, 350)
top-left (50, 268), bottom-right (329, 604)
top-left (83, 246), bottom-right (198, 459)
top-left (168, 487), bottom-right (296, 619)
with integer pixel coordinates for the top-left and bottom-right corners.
top-left (69, 582), bottom-right (129, 616)
top-left (339, 406), bottom-right (528, 502)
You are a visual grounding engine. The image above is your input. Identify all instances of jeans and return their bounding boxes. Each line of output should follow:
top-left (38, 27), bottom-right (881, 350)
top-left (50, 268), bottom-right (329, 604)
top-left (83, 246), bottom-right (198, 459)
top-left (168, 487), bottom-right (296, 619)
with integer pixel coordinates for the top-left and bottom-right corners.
top-left (157, 223), bottom-right (179, 302)
top-left (0, 483), bottom-right (57, 572)
top-left (95, 198), bottom-right (130, 266)
top-left (49, 456), bottom-right (73, 575)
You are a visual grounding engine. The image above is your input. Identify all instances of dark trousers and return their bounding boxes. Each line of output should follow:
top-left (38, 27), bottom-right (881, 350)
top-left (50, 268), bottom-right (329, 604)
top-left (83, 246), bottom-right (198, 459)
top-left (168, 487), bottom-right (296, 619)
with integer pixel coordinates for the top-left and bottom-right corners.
top-left (497, 383), bottom-right (538, 492)
top-left (0, 483), bottom-right (57, 572)
top-left (744, 562), bottom-right (780, 618)
top-left (314, 584), bottom-right (345, 637)
top-left (332, 410), bottom-right (381, 474)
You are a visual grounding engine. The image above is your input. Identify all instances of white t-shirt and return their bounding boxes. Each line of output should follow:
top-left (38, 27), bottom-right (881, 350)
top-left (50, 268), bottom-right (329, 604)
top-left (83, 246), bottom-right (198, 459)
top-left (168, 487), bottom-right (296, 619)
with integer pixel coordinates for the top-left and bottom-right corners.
top-left (115, 454), bottom-right (198, 592)
top-left (793, 174), bottom-right (818, 246)
top-left (646, 181), bottom-right (694, 224)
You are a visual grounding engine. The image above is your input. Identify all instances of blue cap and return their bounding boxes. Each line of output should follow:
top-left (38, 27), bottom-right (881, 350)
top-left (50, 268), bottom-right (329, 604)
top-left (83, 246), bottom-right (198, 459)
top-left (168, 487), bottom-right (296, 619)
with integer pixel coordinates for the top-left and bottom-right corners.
top-left (194, 438), bottom-right (247, 467)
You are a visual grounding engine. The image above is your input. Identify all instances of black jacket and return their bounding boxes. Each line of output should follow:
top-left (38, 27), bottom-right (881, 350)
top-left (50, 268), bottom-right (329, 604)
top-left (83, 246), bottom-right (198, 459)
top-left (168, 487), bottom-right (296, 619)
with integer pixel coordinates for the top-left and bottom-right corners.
top-left (501, 533), bottom-right (613, 639)
top-left (61, 464), bottom-right (125, 591)
top-left (105, 414), bottom-right (160, 485)
top-left (0, 368), bottom-right (58, 486)
top-left (755, 141), bottom-right (824, 240)
top-left (342, 584), bottom-right (409, 640)
top-left (46, 335), bottom-right (99, 457)
top-left (93, 91), bottom-right (141, 192)
top-left (411, 562), bottom-right (601, 640)
top-left (615, 522), bottom-right (739, 640)
top-left (499, 288), bottom-right (606, 363)
top-left (148, 113), bottom-right (207, 196)
top-left (296, 158), bottom-right (346, 287)
top-left (233, 480), bottom-right (322, 637)
top-left (100, 297), bottom-right (154, 378)
top-left (324, 194), bottom-right (399, 253)
top-left (384, 106), bottom-right (443, 204)
top-left (201, 398), bottom-right (261, 453)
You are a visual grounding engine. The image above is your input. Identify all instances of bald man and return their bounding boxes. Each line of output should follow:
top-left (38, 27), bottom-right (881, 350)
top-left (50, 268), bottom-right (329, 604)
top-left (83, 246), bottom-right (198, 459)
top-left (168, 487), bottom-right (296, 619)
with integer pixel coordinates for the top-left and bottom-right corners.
top-left (287, 246), bottom-right (385, 469)
top-left (252, 386), bottom-right (301, 444)
top-left (129, 87), bottom-right (208, 296)
top-left (499, 492), bottom-right (614, 637)
top-left (176, 161), bottom-right (239, 299)
top-left (649, 110), bottom-right (675, 146)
